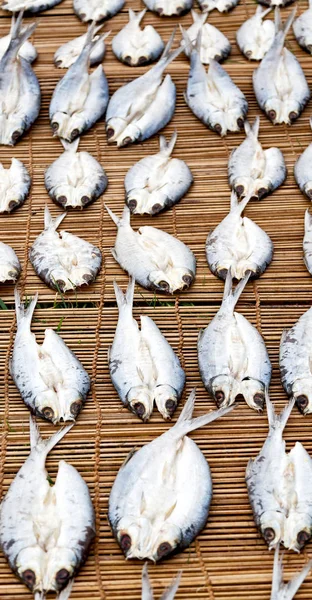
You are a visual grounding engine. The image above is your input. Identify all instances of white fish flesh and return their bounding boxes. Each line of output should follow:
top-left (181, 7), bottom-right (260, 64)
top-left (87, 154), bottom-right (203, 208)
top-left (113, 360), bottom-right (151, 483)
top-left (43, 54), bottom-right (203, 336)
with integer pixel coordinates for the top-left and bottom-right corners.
top-left (236, 6), bottom-right (275, 61)
top-left (106, 205), bottom-right (196, 294)
top-left (184, 34), bottom-right (248, 136)
top-left (270, 543), bottom-right (312, 600)
top-left (0, 13), bottom-right (40, 146)
top-left (142, 564), bottom-right (181, 600)
top-left (206, 192), bottom-right (273, 280)
top-left (294, 124), bottom-right (312, 200)
top-left (0, 241), bottom-right (21, 283)
top-left (11, 290), bottom-right (90, 423)
top-left (198, 0), bottom-right (239, 13)
top-left (2, 0), bottom-right (63, 12)
top-left (50, 23), bottom-right (109, 142)
top-left (106, 31), bottom-right (181, 147)
top-left (0, 158), bottom-right (31, 213)
top-left (112, 9), bottom-right (164, 67)
top-left (73, 0), bottom-right (125, 22)
top-left (198, 271), bottom-right (272, 411)
top-left (0, 418), bottom-right (95, 595)
top-left (29, 206), bottom-right (102, 293)
top-left (54, 26), bottom-right (108, 69)
top-left (253, 9), bottom-right (310, 124)
top-left (228, 117), bottom-right (286, 199)
top-left (109, 278), bottom-right (185, 421)
top-left (45, 138), bottom-right (107, 209)
top-left (293, 1), bottom-right (312, 54)
top-left (181, 12), bottom-right (231, 64)
top-left (125, 131), bottom-right (193, 216)
top-left (109, 389), bottom-right (233, 561)
top-left (280, 281), bottom-right (312, 415)
top-left (143, 0), bottom-right (192, 16)
top-left (0, 15), bottom-right (37, 63)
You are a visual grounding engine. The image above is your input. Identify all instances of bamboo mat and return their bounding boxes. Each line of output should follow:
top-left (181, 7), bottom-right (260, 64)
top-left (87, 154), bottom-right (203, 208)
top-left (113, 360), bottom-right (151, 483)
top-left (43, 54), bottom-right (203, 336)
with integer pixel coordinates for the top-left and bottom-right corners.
top-left (0, 0), bottom-right (312, 598)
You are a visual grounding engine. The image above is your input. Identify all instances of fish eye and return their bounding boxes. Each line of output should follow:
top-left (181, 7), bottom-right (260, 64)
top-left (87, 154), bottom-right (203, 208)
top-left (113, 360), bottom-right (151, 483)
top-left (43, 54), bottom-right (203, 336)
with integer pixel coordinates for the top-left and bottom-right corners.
top-left (214, 390), bottom-right (225, 405)
top-left (82, 272), bottom-right (94, 283)
top-left (158, 280), bottom-right (170, 292)
top-left (127, 199), bottom-right (137, 212)
top-left (42, 406), bottom-right (55, 421)
top-left (289, 111), bottom-right (298, 123)
top-left (57, 195), bottom-right (67, 207)
top-left (245, 50), bottom-right (252, 58)
top-left (124, 55), bottom-right (132, 65)
top-left (56, 568), bottom-right (70, 585)
top-left (214, 123), bottom-right (222, 134)
top-left (56, 279), bottom-right (66, 292)
top-left (8, 200), bottom-right (18, 211)
top-left (296, 395), bottom-right (309, 413)
top-left (268, 110), bottom-right (276, 122)
top-left (81, 196), bottom-right (90, 206)
top-left (120, 533), bottom-right (132, 553)
top-left (263, 527), bottom-right (275, 543)
top-left (151, 203), bottom-right (162, 215)
top-left (121, 136), bottom-right (132, 147)
top-left (133, 402), bottom-right (146, 420)
top-left (106, 127), bottom-right (115, 140)
top-left (237, 118), bottom-right (244, 128)
top-left (156, 7), bottom-right (163, 14)
top-left (11, 130), bottom-right (21, 143)
top-left (257, 187), bottom-right (267, 199)
top-left (214, 54), bottom-right (222, 61)
top-left (157, 541), bottom-right (172, 560)
top-left (138, 56), bottom-right (147, 65)
top-left (297, 530), bottom-right (311, 547)
top-left (71, 129), bottom-right (80, 141)
top-left (253, 393), bottom-right (265, 410)
top-left (70, 400), bottom-right (83, 418)
top-left (165, 399), bottom-right (176, 416)
top-left (22, 569), bottom-right (36, 588)
top-left (182, 274), bottom-right (192, 287)
top-left (235, 185), bottom-right (244, 197)
top-left (52, 122), bottom-right (59, 132)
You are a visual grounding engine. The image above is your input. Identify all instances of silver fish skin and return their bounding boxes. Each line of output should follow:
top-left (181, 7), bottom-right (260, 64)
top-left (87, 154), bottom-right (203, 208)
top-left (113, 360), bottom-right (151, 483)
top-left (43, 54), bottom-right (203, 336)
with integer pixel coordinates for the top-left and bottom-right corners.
top-left (109, 278), bottom-right (185, 422)
top-left (198, 271), bottom-right (272, 411)
top-left (228, 117), bottom-right (286, 199)
top-left (112, 9), bottom-right (164, 67)
top-left (106, 205), bottom-right (196, 294)
top-left (304, 209), bottom-right (312, 276)
top-left (181, 11), bottom-right (231, 64)
top-left (0, 13), bottom-right (40, 146)
top-left (294, 124), bottom-right (312, 200)
top-left (0, 15), bottom-right (37, 63)
top-left (54, 26), bottom-right (108, 69)
top-left (106, 31), bottom-right (181, 147)
top-left (109, 389), bottom-right (233, 561)
top-left (142, 564), bottom-right (182, 600)
top-left (0, 418), bottom-right (95, 595)
top-left (143, 0), bottom-right (192, 16)
top-left (206, 192), bottom-right (274, 281)
top-left (49, 22), bottom-right (109, 142)
top-left (293, 1), bottom-right (312, 54)
top-left (236, 6), bottom-right (275, 60)
top-left (0, 241), bottom-right (21, 283)
top-left (0, 158), bottom-right (31, 213)
top-left (29, 206), bottom-right (102, 292)
top-left (44, 138), bottom-right (108, 209)
top-left (253, 9), bottom-right (310, 125)
top-left (184, 33), bottom-right (248, 136)
top-left (198, 0), bottom-right (239, 13)
top-left (11, 290), bottom-right (90, 423)
top-left (285, 442), bottom-right (312, 552)
top-left (2, 0), bottom-right (63, 12)
top-left (280, 279), bottom-right (312, 415)
top-left (125, 131), bottom-right (193, 216)
top-left (73, 0), bottom-right (125, 22)
top-left (270, 543), bottom-right (312, 600)
top-left (246, 394), bottom-right (294, 549)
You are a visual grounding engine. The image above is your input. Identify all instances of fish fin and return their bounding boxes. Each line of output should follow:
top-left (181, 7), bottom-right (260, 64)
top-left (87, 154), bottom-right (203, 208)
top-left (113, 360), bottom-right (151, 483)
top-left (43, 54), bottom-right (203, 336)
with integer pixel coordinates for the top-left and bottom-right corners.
top-left (129, 8), bottom-right (146, 23)
top-left (244, 120), bottom-right (252, 136)
top-left (111, 248), bottom-right (118, 261)
top-left (159, 130), bottom-right (177, 155)
top-left (251, 116), bottom-right (260, 138)
top-left (159, 27), bottom-right (184, 71)
top-left (44, 205), bottom-right (66, 231)
top-left (60, 138), bottom-right (79, 153)
top-left (107, 345), bottom-right (111, 362)
top-left (113, 277), bottom-right (135, 312)
top-left (83, 20), bottom-right (98, 48)
top-left (57, 579), bottom-right (74, 600)
top-left (305, 208), bottom-right (312, 231)
top-left (121, 447), bottom-right (137, 468)
top-left (266, 387), bottom-right (295, 432)
top-left (274, 7), bottom-right (282, 33)
top-left (8, 12), bottom-right (37, 59)
top-left (29, 415), bottom-right (73, 454)
top-left (284, 559), bottom-right (312, 600)
top-left (230, 191), bottom-right (251, 215)
top-left (160, 572), bottom-right (182, 600)
top-left (179, 25), bottom-right (194, 52)
top-left (191, 8), bottom-right (208, 24)
top-left (105, 204), bottom-right (131, 227)
top-left (174, 388), bottom-right (234, 437)
top-left (260, 6), bottom-right (272, 17)
top-left (14, 287), bottom-right (38, 327)
top-left (221, 268), bottom-right (250, 310)
top-left (105, 204), bottom-right (120, 226)
top-left (275, 7), bottom-right (296, 42)
top-left (141, 563), bottom-right (154, 600)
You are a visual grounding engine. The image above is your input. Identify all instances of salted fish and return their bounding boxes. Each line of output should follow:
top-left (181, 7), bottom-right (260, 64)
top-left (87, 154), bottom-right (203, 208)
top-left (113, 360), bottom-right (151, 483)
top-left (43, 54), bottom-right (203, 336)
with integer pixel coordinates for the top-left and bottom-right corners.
top-left (73, 0), bottom-right (125, 22)
top-left (142, 564), bottom-right (181, 600)
top-left (294, 122), bottom-right (312, 200)
top-left (29, 206), bottom-right (102, 293)
top-left (228, 117), bottom-right (286, 199)
top-left (0, 15), bottom-right (37, 63)
top-left (206, 192), bottom-right (273, 281)
top-left (125, 131), bottom-right (193, 216)
top-left (109, 278), bottom-right (185, 421)
top-left (184, 32), bottom-right (248, 136)
top-left (253, 9), bottom-right (310, 125)
top-left (2, 0), bottom-right (63, 12)
top-left (106, 205), bottom-right (196, 294)
top-left (0, 158), bottom-right (31, 213)
top-left (143, 0), bottom-right (192, 16)
top-left (44, 138), bottom-right (108, 209)
top-left (293, 1), bottom-right (312, 54)
top-left (197, 0), bottom-right (239, 14)
top-left (112, 9), bottom-right (164, 67)
top-left (198, 271), bottom-right (272, 411)
top-left (54, 26), bottom-right (108, 69)
top-left (270, 543), bottom-right (312, 600)
top-left (0, 13), bottom-right (40, 146)
top-left (181, 11), bottom-right (231, 64)
top-left (50, 23), bottom-right (109, 142)
top-left (0, 242), bottom-right (21, 283)
top-left (109, 389), bottom-right (233, 561)
top-left (0, 418), bottom-right (95, 595)
top-left (236, 6), bottom-right (275, 61)
top-left (106, 31), bottom-right (181, 147)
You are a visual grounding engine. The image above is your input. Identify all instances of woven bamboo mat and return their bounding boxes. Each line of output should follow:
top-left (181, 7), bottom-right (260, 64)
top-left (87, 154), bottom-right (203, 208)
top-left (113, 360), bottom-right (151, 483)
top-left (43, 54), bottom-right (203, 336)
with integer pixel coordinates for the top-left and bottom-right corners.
top-left (0, 0), bottom-right (312, 598)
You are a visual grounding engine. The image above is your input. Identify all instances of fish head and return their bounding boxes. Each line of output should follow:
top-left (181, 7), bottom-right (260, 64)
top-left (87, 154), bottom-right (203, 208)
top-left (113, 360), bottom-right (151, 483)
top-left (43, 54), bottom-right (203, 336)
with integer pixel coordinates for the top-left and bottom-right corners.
top-left (292, 379), bottom-right (312, 414)
top-left (0, 115), bottom-right (25, 146)
top-left (42, 547), bottom-right (75, 592)
top-left (56, 389), bottom-right (85, 422)
top-left (116, 517), bottom-right (151, 559)
top-left (283, 511), bottom-right (311, 552)
top-left (232, 176), bottom-right (255, 199)
top-left (151, 523), bottom-right (182, 562)
top-left (0, 263), bottom-right (20, 282)
top-left (226, 108), bottom-right (246, 135)
top-left (260, 511), bottom-right (285, 549)
top-left (153, 0), bottom-right (191, 16)
top-left (50, 112), bottom-right (71, 140)
top-left (240, 379), bottom-right (265, 412)
top-left (211, 374), bottom-right (237, 408)
top-left (154, 384), bottom-right (179, 420)
top-left (303, 181), bottom-right (312, 201)
top-left (149, 267), bottom-right (194, 294)
top-left (264, 98), bottom-right (283, 125)
top-left (281, 99), bottom-right (301, 126)
top-left (106, 117), bottom-right (129, 144)
top-left (126, 189), bottom-right (150, 215)
top-left (127, 386), bottom-right (154, 421)
top-left (207, 110), bottom-right (228, 137)
top-left (36, 390), bottom-right (63, 424)
top-left (16, 546), bottom-right (46, 592)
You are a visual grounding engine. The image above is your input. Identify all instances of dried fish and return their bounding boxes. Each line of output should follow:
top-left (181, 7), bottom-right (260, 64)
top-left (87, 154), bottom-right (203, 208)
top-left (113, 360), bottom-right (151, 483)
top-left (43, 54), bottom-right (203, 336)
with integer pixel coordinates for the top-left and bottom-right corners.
top-left (0, 15), bottom-right (37, 63)
top-left (294, 123), bottom-right (312, 200)
top-left (236, 6), bottom-right (275, 61)
top-left (143, 0), bottom-right (192, 16)
top-left (0, 242), bottom-right (21, 283)
top-left (293, 1), bottom-right (312, 54)
top-left (73, 0), bottom-right (125, 22)
top-left (54, 26), bottom-right (108, 69)
top-left (181, 11), bottom-right (231, 64)
top-left (2, 0), bottom-right (63, 13)
top-left (270, 543), bottom-right (312, 599)
top-left (198, 0), bottom-right (239, 13)
top-left (112, 9), bottom-right (164, 67)
top-left (0, 158), bottom-right (31, 213)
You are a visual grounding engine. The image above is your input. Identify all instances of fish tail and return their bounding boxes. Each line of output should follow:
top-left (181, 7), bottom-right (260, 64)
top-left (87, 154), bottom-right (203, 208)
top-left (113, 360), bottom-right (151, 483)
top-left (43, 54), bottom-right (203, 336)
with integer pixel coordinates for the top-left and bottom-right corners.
top-left (260, 6), bottom-right (272, 17)
top-left (158, 27), bottom-right (183, 72)
top-left (44, 205), bottom-right (66, 231)
top-left (113, 277), bottom-right (135, 313)
top-left (274, 7), bottom-right (296, 44)
top-left (60, 138), bottom-right (80, 153)
top-left (57, 579), bottom-right (74, 600)
top-left (141, 563), bottom-right (153, 600)
top-left (14, 287), bottom-right (38, 327)
top-left (251, 115), bottom-right (260, 138)
top-left (270, 542), bottom-right (312, 600)
top-left (129, 7), bottom-right (146, 23)
top-left (221, 268), bottom-right (250, 311)
top-left (174, 389), bottom-right (234, 437)
top-left (161, 571), bottom-right (182, 600)
top-left (230, 190), bottom-right (251, 214)
top-left (29, 415), bottom-right (73, 455)
top-left (159, 130), bottom-right (177, 155)
top-left (266, 387), bottom-right (295, 432)
top-left (105, 204), bottom-right (130, 227)
top-left (7, 11), bottom-right (37, 59)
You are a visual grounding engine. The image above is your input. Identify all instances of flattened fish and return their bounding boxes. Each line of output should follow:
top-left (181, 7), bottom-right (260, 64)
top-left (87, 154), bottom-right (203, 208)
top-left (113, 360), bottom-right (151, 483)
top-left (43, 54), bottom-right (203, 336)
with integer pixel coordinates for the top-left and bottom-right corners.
top-left (0, 13), bottom-right (40, 146)
top-left (294, 122), bottom-right (312, 200)
top-left (125, 131), bottom-right (193, 216)
top-left (2, 0), bottom-right (63, 12)
top-left (142, 564), bottom-right (181, 600)
top-left (50, 22), bottom-right (109, 142)
top-left (112, 9), bottom-right (164, 67)
top-left (270, 543), bottom-right (312, 599)
top-left (293, 0), bottom-right (312, 54)
top-left (54, 26), bottom-right (108, 69)
top-left (109, 389), bottom-right (233, 561)
top-left (0, 158), bottom-right (31, 213)
top-left (73, 0), bottom-right (125, 22)
top-left (106, 205), bottom-right (196, 294)
top-left (11, 289), bottom-right (90, 423)
top-left (0, 242), bottom-right (21, 283)
top-left (45, 138), bottom-right (107, 209)
top-left (206, 192), bottom-right (273, 281)
top-left (143, 0), bottom-right (192, 16)
top-left (228, 117), bottom-right (286, 199)
top-left (29, 206), bottom-right (102, 292)
top-left (198, 0), bottom-right (239, 13)
top-left (109, 278), bottom-right (185, 421)
top-left (236, 7), bottom-right (275, 61)
top-left (198, 271), bottom-right (272, 411)
top-left (106, 31), bottom-right (181, 147)
top-left (0, 15), bottom-right (37, 63)
top-left (181, 11), bottom-right (231, 64)
top-left (0, 418), bottom-right (95, 595)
